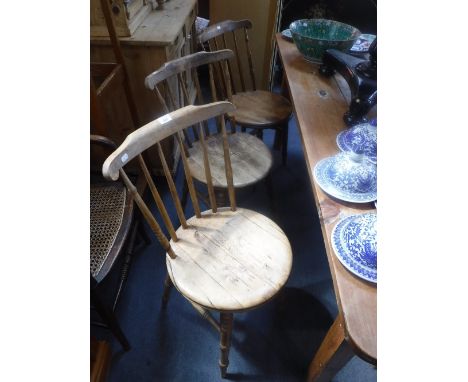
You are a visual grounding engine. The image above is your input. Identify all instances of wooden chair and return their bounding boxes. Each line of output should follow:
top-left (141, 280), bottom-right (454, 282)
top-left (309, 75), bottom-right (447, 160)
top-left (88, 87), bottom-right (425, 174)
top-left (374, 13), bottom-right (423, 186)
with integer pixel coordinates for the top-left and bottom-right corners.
top-left (198, 19), bottom-right (293, 165)
top-left (144, 49), bottom-right (274, 208)
top-left (102, 102), bottom-right (293, 377)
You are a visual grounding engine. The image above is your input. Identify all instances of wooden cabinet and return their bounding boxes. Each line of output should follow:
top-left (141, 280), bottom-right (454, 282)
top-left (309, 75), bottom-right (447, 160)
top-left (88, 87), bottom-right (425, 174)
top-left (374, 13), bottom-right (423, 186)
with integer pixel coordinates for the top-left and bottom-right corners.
top-left (91, 0), bottom-right (198, 174)
top-left (91, 0), bottom-right (152, 37)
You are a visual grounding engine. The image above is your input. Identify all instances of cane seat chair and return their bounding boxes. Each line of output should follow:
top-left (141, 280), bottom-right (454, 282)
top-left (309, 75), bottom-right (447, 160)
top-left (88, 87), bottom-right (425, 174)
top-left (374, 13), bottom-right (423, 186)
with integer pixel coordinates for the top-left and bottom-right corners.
top-left (144, 50), bottom-right (273, 203)
top-left (90, 135), bottom-right (144, 350)
top-left (102, 102), bottom-right (293, 377)
top-left (198, 20), bottom-right (293, 164)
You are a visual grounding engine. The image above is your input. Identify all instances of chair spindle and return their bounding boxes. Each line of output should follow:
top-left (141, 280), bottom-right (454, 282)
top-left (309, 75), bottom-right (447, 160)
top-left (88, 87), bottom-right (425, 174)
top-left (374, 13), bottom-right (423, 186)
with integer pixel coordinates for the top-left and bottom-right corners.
top-left (232, 31), bottom-right (246, 92)
top-left (156, 142), bottom-right (188, 228)
top-left (192, 68), bottom-right (210, 137)
top-left (177, 131), bottom-right (202, 217)
top-left (177, 72), bottom-right (199, 141)
top-left (137, 154), bottom-right (178, 241)
top-left (219, 117), bottom-right (236, 211)
top-left (243, 28), bottom-right (256, 91)
top-left (197, 122), bottom-right (217, 213)
top-left (221, 34), bottom-right (236, 94)
top-left (119, 169), bottom-right (176, 259)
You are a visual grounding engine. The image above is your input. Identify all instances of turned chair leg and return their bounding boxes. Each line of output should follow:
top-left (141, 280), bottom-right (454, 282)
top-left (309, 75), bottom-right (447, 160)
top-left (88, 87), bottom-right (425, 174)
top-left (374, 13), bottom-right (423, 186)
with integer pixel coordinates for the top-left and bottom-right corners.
top-left (161, 273), bottom-right (173, 309)
top-left (219, 312), bottom-right (234, 378)
top-left (265, 172), bottom-right (276, 217)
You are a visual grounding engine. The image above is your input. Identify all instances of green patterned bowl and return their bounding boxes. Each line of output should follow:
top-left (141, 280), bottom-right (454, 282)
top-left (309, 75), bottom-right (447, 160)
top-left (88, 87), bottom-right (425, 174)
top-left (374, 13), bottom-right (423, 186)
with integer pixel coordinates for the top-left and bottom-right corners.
top-left (290, 19), bottom-right (361, 63)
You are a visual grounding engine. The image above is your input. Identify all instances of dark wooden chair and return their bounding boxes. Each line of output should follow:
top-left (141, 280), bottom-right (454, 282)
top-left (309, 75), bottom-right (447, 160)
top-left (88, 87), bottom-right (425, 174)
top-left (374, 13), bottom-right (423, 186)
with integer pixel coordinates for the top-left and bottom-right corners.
top-left (101, 102), bottom-right (293, 377)
top-left (197, 19), bottom-right (293, 165)
top-left (90, 134), bottom-right (149, 351)
top-left (144, 49), bottom-right (274, 207)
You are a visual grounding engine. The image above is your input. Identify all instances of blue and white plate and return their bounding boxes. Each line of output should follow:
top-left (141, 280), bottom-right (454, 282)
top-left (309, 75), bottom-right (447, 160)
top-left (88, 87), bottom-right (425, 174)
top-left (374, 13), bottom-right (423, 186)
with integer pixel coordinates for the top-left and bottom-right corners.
top-left (313, 152), bottom-right (377, 203)
top-left (337, 122), bottom-right (377, 163)
top-left (350, 34), bottom-right (376, 52)
top-left (281, 29), bottom-right (293, 41)
top-left (331, 213), bottom-right (377, 283)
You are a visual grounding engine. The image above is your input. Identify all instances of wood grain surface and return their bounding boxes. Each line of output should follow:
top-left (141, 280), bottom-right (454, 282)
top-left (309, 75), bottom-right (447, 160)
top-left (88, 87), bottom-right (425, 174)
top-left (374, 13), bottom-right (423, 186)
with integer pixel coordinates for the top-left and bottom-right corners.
top-left (188, 132), bottom-right (272, 188)
top-left (229, 90), bottom-right (292, 126)
top-left (91, 0), bottom-right (197, 46)
top-left (166, 207), bottom-right (292, 312)
top-left (276, 35), bottom-right (377, 364)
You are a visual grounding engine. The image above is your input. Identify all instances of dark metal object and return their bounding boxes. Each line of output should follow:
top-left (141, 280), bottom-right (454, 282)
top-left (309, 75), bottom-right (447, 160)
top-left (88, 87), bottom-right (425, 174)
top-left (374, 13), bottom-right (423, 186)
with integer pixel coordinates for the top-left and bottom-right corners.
top-left (320, 39), bottom-right (377, 126)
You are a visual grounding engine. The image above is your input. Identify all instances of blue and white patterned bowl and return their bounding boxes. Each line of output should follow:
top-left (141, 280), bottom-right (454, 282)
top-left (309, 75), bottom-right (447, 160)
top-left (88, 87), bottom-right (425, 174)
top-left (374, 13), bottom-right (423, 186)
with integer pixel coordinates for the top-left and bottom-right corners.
top-left (313, 152), bottom-right (377, 203)
top-left (331, 213), bottom-right (377, 283)
top-left (336, 122), bottom-right (377, 163)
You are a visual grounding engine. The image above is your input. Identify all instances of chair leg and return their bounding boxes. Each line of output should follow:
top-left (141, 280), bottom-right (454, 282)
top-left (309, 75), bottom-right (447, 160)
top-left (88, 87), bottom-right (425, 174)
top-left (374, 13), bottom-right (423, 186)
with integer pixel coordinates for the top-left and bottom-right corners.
top-left (281, 121), bottom-right (289, 166)
top-left (113, 221), bottom-right (139, 311)
top-left (256, 128), bottom-right (264, 140)
top-left (161, 273), bottom-right (173, 309)
top-left (219, 312), bottom-right (234, 378)
top-left (265, 172), bottom-right (276, 216)
top-left (91, 287), bottom-right (130, 351)
top-left (273, 128), bottom-right (282, 150)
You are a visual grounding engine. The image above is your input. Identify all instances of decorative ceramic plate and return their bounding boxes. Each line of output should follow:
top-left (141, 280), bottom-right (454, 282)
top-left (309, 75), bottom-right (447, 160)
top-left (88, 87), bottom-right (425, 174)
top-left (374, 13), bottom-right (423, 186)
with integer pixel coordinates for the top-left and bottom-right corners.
top-left (313, 152), bottom-right (377, 203)
top-left (281, 29), bottom-right (293, 41)
top-left (336, 122), bottom-right (377, 163)
top-left (350, 33), bottom-right (376, 52)
top-left (331, 213), bottom-right (377, 283)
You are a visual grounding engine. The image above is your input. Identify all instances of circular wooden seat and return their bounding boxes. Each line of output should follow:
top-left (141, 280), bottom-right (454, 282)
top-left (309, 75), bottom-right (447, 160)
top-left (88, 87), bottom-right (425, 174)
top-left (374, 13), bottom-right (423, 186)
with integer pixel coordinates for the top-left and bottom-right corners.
top-left (187, 132), bottom-right (273, 188)
top-left (228, 90), bottom-right (292, 127)
top-left (166, 207), bottom-right (293, 312)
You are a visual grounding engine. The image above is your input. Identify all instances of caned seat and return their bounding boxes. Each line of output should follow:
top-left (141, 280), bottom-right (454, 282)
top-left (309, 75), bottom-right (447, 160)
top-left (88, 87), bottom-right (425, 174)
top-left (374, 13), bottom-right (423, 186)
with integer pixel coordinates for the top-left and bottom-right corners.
top-left (90, 183), bottom-right (132, 281)
top-left (167, 207), bottom-right (292, 311)
top-left (198, 19), bottom-right (293, 164)
top-left (187, 132), bottom-right (272, 188)
top-left (102, 102), bottom-right (293, 378)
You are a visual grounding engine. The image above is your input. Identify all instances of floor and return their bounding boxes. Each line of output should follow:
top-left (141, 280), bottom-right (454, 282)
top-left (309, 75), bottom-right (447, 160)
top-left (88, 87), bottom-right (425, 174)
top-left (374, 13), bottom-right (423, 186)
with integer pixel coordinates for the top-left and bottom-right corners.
top-left (92, 110), bottom-right (377, 381)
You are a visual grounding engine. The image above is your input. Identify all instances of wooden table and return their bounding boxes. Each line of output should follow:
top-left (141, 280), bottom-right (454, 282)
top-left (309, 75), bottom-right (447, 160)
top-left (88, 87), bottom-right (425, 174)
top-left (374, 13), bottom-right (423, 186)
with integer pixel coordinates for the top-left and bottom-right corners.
top-left (275, 34), bottom-right (377, 381)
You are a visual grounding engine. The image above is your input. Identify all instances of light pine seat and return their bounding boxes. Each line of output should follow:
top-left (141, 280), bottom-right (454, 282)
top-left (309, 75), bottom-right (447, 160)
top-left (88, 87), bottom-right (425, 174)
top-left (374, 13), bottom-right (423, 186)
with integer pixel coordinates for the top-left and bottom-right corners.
top-left (198, 19), bottom-right (293, 164)
top-left (229, 91), bottom-right (292, 126)
top-left (144, 49), bottom-right (274, 199)
top-left (187, 132), bottom-right (272, 188)
top-left (102, 102), bottom-right (293, 378)
top-left (168, 207), bottom-right (292, 311)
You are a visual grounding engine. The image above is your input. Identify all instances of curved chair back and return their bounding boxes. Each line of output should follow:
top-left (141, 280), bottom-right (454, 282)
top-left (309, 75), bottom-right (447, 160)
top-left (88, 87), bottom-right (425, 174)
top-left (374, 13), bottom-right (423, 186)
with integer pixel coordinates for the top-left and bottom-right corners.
top-left (102, 102), bottom-right (236, 259)
top-left (198, 20), bottom-right (256, 93)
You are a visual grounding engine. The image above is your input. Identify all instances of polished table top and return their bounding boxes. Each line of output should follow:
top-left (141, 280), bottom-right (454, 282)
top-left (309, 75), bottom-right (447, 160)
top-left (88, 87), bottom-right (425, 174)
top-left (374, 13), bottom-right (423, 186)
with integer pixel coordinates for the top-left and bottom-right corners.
top-left (276, 34), bottom-right (376, 363)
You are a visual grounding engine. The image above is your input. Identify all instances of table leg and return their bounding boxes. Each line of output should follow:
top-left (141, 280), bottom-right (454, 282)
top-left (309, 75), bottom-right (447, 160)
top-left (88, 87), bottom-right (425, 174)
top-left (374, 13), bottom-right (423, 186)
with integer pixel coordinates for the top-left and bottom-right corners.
top-left (307, 314), bottom-right (353, 382)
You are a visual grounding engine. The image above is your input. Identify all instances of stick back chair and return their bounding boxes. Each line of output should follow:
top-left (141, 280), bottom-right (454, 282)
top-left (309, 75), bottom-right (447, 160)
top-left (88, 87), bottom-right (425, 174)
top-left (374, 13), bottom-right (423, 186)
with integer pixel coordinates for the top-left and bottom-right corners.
top-left (144, 49), bottom-right (273, 207)
top-left (102, 102), bottom-right (293, 377)
top-left (198, 19), bottom-right (293, 165)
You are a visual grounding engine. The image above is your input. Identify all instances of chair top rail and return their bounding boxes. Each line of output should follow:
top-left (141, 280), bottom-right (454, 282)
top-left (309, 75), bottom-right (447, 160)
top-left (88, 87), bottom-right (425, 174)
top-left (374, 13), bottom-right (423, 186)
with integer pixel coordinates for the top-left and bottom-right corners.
top-left (103, 102), bottom-right (235, 181)
top-left (197, 19), bottom-right (252, 44)
top-left (144, 50), bottom-right (235, 90)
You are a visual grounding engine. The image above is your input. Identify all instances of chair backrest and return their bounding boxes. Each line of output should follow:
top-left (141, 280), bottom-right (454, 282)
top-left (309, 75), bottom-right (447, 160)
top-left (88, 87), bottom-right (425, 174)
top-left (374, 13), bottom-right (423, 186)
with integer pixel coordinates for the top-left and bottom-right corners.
top-left (198, 20), bottom-right (256, 94)
top-left (102, 102), bottom-right (236, 260)
top-left (145, 49), bottom-right (236, 144)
